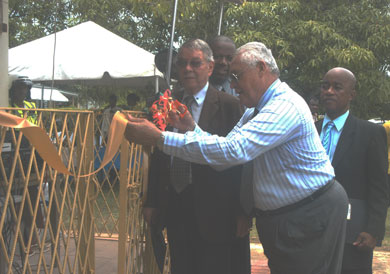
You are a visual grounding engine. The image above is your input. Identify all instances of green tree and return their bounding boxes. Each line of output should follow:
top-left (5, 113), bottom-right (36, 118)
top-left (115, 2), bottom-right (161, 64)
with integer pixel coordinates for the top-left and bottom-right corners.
top-left (225, 0), bottom-right (390, 119)
top-left (8, 0), bottom-right (390, 118)
top-left (9, 0), bottom-right (72, 48)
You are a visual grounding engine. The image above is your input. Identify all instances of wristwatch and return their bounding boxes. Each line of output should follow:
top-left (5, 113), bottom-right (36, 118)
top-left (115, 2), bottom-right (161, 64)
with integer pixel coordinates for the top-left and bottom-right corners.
top-left (156, 132), bottom-right (165, 150)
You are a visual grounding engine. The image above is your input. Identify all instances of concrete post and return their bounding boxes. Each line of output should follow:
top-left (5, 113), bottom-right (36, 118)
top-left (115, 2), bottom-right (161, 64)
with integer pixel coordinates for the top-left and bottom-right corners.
top-left (0, 0), bottom-right (9, 107)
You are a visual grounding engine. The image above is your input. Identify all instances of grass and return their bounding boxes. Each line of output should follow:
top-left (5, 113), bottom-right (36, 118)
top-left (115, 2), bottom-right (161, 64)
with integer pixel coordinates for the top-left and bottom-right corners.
top-left (58, 180), bottom-right (121, 235)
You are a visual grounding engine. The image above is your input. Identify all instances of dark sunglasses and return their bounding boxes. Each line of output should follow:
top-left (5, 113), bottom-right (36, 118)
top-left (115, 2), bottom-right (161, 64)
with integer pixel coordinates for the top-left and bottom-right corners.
top-left (176, 59), bottom-right (204, 68)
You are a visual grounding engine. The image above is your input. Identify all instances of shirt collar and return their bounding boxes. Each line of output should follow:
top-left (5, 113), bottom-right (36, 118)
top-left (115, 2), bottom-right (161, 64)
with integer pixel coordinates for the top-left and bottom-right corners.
top-left (323, 110), bottom-right (350, 132)
top-left (221, 78), bottom-right (232, 91)
top-left (255, 79), bottom-right (281, 111)
top-left (183, 82), bottom-right (208, 106)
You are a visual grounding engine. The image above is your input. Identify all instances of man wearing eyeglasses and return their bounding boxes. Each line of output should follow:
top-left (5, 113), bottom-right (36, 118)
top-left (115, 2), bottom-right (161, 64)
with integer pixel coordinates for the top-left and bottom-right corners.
top-left (209, 36), bottom-right (238, 97)
top-left (142, 39), bottom-right (250, 274)
top-left (127, 42), bottom-right (349, 273)
top-left (316, 67), bottom-right (388, 274)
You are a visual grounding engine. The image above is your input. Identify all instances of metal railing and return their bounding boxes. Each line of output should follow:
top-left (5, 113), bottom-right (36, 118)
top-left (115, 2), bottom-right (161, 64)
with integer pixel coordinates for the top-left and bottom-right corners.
top-left (0, 108), bottom-right (164, 274)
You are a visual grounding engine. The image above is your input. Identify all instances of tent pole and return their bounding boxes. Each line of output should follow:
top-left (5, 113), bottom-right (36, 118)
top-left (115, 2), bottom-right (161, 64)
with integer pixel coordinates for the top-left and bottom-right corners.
top-left (155, 67), bottom-right (159, 94)
top-left (218, 1), bottom-right (224, 35)
top-left (41, 85), bottom-right (44, 108)
top-left (49, 0), bottom-right (60, 109)
top-left (0, 0), bottom-right (9, 107)
top-left (166, 0), bottom-right (178, 88)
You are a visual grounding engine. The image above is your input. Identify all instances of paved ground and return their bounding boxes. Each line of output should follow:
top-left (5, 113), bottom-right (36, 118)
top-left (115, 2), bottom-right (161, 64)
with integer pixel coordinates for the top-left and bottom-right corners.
top-left (250, 243), bottom-right (390, 274)
top-left (250, 243), bottom-right (270, 274)
top-left (91, 239), bottom-right (390, 274)
top-left (25, 238), bottom-right (389, 273)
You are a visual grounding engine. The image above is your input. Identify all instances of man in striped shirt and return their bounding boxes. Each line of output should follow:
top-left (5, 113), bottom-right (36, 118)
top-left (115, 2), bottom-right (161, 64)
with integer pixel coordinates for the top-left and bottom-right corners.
top-left (125, 42), bottom-right (349, 274)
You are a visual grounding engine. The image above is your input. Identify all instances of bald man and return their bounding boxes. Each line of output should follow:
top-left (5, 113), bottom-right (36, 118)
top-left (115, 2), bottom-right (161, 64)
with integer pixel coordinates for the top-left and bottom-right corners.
top-left (316, 67), bottom-right (389, 274)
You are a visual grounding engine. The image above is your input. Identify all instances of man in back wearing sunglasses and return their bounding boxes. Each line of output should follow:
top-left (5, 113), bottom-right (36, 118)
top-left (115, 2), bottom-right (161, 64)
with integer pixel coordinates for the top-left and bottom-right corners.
top-left (126, 41), bottom-right (349, 274)
top-left (142, 38), bottom-right (250, 274)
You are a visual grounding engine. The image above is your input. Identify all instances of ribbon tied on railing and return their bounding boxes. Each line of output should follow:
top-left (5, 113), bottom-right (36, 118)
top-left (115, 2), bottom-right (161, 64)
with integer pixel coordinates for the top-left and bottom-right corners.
top-left (0, 110), bottom-right (128, 177)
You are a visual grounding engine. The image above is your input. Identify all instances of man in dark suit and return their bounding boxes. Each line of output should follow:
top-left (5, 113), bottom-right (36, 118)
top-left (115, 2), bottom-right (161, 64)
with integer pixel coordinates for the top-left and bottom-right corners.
top-left (143, 39), bottom-right (250, 274)
top-left (209, 35), bottom-right (237, 96)
top-left (316, 67), bottom-right (388, 274)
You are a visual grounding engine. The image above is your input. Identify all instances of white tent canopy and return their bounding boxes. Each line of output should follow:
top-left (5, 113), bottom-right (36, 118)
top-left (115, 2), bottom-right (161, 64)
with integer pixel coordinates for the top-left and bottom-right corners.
top-left (30, 86), bottom-right (69, 102)
top-left (9, 21), bottom-right (164, 89)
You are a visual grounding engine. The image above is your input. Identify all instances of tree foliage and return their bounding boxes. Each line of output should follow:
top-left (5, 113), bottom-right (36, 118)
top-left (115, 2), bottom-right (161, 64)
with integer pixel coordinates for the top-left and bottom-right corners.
top-left (225, 0), bottom-right (390, 119)
top-left (8, 0), bottom-right (390, 118)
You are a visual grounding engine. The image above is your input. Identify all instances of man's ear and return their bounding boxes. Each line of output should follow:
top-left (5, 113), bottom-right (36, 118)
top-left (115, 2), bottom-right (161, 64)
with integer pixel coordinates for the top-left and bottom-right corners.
top-left (208, 61), bottom-right (215, 77)
top-left (256, 60), bottom-right (266, 75)
top-left (350, 89), bottom-right (356, 101)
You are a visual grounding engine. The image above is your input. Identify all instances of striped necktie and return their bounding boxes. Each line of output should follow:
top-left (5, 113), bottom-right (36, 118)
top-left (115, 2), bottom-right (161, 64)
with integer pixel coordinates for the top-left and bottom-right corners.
top-left (322, 121), bottom-right (335, 155)
top-left (170, 96), bottom-right (195, 193)
top-left (240, 108), bottom-right (259, 215)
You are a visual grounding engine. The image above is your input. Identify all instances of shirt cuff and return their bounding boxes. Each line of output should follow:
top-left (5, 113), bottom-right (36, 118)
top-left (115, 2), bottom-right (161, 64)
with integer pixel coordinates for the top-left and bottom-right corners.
top-left (161, 131), bottom-right (185, 155)
top-left (193, 124), bottom-right (203, 134)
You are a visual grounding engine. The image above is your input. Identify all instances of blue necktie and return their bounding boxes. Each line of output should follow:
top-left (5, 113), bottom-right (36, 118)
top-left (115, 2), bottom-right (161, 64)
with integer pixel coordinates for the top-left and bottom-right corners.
top-left (322, 121), bottom-right (335, 155)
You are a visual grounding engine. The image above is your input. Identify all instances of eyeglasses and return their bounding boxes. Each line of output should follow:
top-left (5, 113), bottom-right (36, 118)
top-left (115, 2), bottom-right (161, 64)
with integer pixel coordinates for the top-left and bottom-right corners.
top-left (176, 59), bottom-right (204, 68)
top-left (230, 68), bottom-right (249, 84)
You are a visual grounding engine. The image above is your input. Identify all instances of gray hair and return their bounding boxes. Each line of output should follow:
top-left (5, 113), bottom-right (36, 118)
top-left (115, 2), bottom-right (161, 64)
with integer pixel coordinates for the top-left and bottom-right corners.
top-left (236, 42), bottom-right (279, 76)
top-left (179, 39), bottom-right (214, 62)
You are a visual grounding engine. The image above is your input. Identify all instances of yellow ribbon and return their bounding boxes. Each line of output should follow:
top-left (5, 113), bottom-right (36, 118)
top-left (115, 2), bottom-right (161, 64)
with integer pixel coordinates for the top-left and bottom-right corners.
top-left (0, 111), bottom-right (128, 177)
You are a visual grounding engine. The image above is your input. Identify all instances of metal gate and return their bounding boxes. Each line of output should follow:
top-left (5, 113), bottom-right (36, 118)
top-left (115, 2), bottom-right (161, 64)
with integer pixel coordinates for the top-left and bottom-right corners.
top-left (0, 108), bottom-right (164, 274)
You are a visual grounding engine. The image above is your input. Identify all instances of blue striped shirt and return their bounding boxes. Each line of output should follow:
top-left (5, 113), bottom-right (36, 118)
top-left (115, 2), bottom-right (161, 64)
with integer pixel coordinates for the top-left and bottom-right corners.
top-left (162, 79), bottom-right (335, 210)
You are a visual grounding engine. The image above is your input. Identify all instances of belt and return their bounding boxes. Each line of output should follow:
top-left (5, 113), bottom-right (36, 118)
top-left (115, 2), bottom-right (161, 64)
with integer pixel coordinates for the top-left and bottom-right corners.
top-left (254, 179), bottom-right (335, 217)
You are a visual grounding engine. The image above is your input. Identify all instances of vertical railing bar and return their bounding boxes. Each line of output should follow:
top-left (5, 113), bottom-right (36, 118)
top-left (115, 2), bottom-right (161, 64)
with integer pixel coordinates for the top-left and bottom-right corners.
top-left (118, 137), bottom-right (129, 274)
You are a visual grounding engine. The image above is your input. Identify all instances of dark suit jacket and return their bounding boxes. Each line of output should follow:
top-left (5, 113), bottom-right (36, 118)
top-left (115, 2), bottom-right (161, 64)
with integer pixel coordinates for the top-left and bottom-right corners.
top-left (145, 85), bottom-right (244, 243)
top-left (316, 114), bottom-right (388, 241)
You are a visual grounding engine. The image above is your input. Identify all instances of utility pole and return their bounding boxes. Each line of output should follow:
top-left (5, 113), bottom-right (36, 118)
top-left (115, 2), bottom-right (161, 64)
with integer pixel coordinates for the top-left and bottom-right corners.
top-left (0, 0), bottom-right (9, 107)
top-left (165, 0), bottom-right (178, 87)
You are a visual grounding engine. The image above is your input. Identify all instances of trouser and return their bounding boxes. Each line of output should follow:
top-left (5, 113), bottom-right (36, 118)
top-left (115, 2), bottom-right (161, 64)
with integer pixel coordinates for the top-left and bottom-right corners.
top-left (388, 174), bottom-right (390, 206)
top-left (255, 180), bottom-right (348, 274)
top-left (150, 224), bottom-right (166, 273)
top-left (166, 185), bottom-right (250, 274)
top-left (341, 243), bottom-right (373, 274)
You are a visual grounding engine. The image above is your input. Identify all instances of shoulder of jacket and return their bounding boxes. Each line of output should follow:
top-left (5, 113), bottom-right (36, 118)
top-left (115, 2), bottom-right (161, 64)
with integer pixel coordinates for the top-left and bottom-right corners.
top-left (215, 89), bottom-right (240, 104)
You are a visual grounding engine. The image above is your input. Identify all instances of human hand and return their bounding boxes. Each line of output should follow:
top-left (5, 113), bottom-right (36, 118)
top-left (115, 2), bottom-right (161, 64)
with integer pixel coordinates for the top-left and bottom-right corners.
top-left (124, 114), bottom-right (162, 146)
top-left (142, 207), bottom-right (158, 226)
top-left (353, 232), bottom-right (377, 251)
top-left (168, 105), bottom-right (195, 133)
top-left (236, 214), bottom-right (252, 238)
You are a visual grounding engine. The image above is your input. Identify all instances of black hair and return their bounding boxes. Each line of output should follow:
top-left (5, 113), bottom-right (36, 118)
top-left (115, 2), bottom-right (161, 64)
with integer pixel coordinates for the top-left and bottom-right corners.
top-left (208, 35), bottom-right (236, 48)
top-left (108, 94), bottom-right (117, 100)
top-left (127, 93), bottom-right (140, 102)
top-left (9, 76), bottom-right (33, 103)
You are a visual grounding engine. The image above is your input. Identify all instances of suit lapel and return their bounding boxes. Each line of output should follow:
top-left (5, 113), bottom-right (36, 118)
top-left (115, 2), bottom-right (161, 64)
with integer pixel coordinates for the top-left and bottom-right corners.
top-left (198, 86), bottom-right (219, 129)
top-left (332, 114), bottom-right (356, 168)
top-left (315, 120), bottom-right (323, 134)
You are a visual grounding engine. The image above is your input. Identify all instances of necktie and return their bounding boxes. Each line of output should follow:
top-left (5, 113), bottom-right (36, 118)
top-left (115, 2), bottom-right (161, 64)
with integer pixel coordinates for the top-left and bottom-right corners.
top-left (322, 121), bottom-right (335, 155)
top-left (182, 96), bottom-right (194, 118)
top-left (170, 96), bottom-right (195, 193)
top-left (240, 108), bottom-right (259, 215)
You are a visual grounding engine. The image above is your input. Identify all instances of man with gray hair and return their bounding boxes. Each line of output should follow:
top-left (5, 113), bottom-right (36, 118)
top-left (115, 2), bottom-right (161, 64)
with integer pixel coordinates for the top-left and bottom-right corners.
top-left (142, 38), bottom-right (249, 274)
top-left (126, 41), bottom-right (349, 273)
